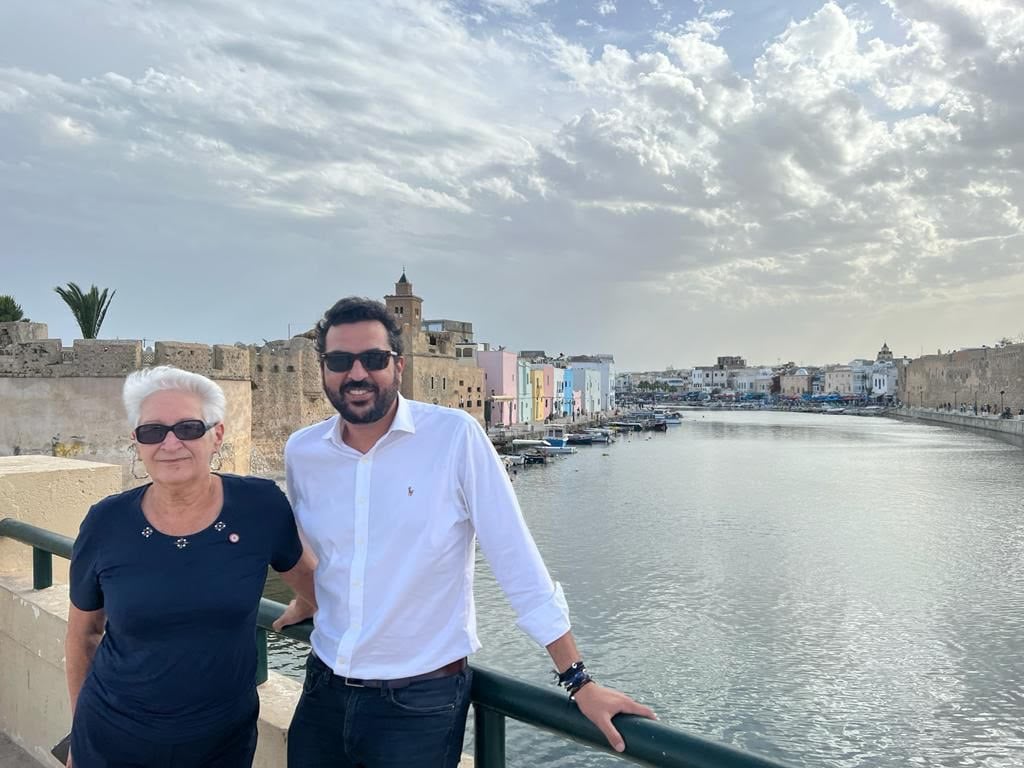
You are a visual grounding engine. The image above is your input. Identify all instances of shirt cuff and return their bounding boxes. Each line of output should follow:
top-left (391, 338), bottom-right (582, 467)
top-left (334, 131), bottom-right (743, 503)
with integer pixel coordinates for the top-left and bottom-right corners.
top-left (515, 582), bottom-right (572, 647)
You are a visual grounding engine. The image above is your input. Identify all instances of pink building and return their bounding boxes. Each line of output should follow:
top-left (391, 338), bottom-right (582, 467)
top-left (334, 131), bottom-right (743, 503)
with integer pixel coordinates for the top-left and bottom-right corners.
top-left (477, 349), bottom-right (519, 426)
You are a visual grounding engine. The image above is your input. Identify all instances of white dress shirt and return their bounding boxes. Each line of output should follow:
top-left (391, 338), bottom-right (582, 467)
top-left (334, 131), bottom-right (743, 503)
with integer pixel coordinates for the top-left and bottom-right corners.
top-left (285, 395), bottom-right (570, 679)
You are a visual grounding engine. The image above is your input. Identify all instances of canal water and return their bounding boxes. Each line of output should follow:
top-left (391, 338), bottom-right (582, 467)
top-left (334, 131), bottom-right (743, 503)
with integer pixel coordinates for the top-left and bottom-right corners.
top-left (264, 412), bottom-right (1024, 768)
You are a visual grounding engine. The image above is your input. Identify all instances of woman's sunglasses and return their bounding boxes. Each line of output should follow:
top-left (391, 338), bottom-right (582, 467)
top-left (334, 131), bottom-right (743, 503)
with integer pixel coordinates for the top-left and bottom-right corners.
top-left (135, 419), bottom-right (214, 445)
top-left (319, 350), bottom-right (397, 373)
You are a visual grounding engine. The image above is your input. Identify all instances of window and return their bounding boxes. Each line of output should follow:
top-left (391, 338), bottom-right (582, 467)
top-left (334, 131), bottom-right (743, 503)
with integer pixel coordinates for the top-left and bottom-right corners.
top-left (477, 400), bottom-right (482, 407)
top-left (442, 377), bottom-right (447, 390)
top-left (431, 376), bottom-right (435, 389)
top-left (459, 380), bottom-right (464, 387)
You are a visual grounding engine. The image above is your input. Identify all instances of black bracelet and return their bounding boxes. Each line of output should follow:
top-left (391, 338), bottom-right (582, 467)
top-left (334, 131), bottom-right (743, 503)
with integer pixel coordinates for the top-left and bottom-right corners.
top-left (568, 676), bottom-right (594, 700)
top-left (554, 661), bottom-right (593, 698)
top-left (557, 661), bottom-right (586, 685)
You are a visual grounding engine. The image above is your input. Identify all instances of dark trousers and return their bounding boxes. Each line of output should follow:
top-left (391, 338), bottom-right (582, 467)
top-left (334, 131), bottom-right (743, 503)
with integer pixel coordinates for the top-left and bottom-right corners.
top-left (70, 689), bottom-right (259, 768)
top-left (288, 653), bottom-right (473, 768)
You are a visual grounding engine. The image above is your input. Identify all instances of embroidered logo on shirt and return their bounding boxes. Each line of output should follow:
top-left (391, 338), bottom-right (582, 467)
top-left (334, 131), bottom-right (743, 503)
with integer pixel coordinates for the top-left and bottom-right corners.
top-left (408, 486), bottom-right (414, 496)
top-left (229, 533), bottom-right (240, 543)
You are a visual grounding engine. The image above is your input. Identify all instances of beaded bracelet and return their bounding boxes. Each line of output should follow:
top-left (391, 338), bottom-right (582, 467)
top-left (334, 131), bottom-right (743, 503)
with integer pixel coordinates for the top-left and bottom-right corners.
top-left (555, 661), bottom-right (594, 699)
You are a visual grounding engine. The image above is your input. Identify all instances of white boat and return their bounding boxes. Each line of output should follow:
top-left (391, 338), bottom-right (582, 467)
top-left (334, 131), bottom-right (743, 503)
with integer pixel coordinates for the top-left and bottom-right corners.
top-left (583, 428), bottom-right (614, 443)
top-left (502, 454), bottom-right (526, 466)
top-left (512, 438), bottom-right (547, 447)
top-left (538, 444), bottom-right (577, 455)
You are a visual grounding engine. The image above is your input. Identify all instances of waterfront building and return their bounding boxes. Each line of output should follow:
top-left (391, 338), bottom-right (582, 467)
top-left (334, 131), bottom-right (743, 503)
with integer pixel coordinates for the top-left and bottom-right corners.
top-left (731, 367), bottom-right (774, 395)
top-left (559, 367), bottom-right (575, 418)
top-left (530, 363), bottom-right (555, 421)
top-left (566, 355), bottom-right (616, 412)
top-left (717, 356), bottom-right (746, 369)
top-left (476, 347), bottom-right (519, 427)
top-left (423, 318), bottom-right (474, 343)
top-left (384, 272), bottom-right (486, 422)
top-left (780, 368), bottom-right (815, 397)
top-left (516, 358), bottom-right (533, 424)
top-left (691, 365), bottom-right (728, 393)
top-left (572, 368), bottom-right (602, 415)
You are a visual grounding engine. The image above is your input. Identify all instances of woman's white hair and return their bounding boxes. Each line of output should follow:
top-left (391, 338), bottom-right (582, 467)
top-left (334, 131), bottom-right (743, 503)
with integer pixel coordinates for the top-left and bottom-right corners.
top-left (123, 366), bottom-right (227, 428)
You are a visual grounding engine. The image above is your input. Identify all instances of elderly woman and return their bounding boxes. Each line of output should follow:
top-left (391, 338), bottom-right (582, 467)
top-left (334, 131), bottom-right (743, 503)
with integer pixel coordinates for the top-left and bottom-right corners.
top-left (65, 366), bottom-right (316, 768)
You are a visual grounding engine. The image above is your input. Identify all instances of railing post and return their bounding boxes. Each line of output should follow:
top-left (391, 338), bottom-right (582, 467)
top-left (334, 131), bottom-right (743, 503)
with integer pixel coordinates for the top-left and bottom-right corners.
top-left (33, 547), bottom-right (53, 590)
top-left (256, 627), bottom-right (268, 685)
top-left (474, 705), bottom-right (506, 767)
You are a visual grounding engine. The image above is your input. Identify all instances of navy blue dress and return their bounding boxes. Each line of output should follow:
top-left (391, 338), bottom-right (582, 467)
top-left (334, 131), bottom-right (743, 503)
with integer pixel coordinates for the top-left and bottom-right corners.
top-left (69, 474), bottom-right (302, 764)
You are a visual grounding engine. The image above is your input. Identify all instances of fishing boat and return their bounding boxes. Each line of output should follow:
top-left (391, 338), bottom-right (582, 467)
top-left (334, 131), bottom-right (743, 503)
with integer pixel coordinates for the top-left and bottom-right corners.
top-left (543, 426), bottom-right (569, 447)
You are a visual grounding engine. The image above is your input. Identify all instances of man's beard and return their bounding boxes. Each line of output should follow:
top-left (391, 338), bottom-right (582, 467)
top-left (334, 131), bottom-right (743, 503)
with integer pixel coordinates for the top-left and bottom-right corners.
top-left (326, 374), bottom-right (400, 424)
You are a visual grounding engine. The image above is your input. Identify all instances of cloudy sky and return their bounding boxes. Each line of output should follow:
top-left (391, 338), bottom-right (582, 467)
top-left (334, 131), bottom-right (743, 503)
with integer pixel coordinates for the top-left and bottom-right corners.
top-left (2, 0), bottom-right (1022, 370)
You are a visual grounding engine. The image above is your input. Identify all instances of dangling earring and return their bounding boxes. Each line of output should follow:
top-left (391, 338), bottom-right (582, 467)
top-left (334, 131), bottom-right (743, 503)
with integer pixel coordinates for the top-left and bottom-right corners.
top-left (210, 449), bottom-right (223, 472)
top-left (130, 446), bottom-right (149, 480)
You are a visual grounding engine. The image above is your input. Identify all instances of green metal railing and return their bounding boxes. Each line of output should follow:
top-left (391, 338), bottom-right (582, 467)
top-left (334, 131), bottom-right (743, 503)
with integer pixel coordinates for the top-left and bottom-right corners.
top-left (2, 518), bottom-right (793, 768)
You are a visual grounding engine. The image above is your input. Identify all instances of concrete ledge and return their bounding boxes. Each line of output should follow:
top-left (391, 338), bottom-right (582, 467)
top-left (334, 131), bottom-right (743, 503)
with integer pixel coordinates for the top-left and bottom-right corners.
top-left (0, 457), bottom-right (121, 584)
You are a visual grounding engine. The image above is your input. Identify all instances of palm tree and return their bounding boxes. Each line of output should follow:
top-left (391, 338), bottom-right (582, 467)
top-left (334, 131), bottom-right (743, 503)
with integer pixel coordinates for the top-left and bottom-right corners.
top-left (53, 282), bottom-right (116, 339)
top-left (0, 295), bottom-right (24, 322)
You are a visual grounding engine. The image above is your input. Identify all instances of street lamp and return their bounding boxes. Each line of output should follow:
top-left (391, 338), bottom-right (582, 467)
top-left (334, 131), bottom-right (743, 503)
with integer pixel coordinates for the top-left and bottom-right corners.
top-left (954, 389), bottom-right (958, 410)
top-left (1000, 389), bottom-right (1005, 413)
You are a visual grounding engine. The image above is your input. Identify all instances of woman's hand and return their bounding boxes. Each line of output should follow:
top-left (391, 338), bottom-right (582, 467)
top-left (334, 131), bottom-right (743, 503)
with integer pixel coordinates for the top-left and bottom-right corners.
top-left (272, 598), bottom-right (315, 632)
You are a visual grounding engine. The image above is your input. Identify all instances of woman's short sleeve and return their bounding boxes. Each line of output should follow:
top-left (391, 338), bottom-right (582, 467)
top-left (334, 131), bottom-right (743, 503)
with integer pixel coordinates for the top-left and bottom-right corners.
top-left (70, 505), bottom-right (104, 611)
top-left (269, 485), bottom-right (303, 573)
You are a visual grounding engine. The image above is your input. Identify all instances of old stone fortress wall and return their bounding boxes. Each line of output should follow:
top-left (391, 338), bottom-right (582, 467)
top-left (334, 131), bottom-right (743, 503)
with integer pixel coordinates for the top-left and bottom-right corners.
top-left (0, 321), bottom-right (333, 488)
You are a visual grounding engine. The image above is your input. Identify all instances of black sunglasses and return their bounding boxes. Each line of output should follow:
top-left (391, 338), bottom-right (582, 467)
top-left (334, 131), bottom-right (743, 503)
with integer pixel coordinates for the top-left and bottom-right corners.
top-left (135, 419), bottom-right (214, 445)
top-left (320, 349), bottom-right (398, 373)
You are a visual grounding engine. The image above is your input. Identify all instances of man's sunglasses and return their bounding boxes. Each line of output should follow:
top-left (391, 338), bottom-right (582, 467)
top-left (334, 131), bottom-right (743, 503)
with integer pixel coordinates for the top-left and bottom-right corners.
top-left (134, 419), bottom-right (214, 445)
top-left (320, 350), bottom-right (398, 373)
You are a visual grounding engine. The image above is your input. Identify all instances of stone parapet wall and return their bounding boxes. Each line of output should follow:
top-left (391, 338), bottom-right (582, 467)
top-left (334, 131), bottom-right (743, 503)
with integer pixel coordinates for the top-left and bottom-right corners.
top-left (0, 337), bottom-right (251, 379)
top-left (154, 341), bottom-right (251, 379)
top-left (0, 321), bottom-right (48, 346)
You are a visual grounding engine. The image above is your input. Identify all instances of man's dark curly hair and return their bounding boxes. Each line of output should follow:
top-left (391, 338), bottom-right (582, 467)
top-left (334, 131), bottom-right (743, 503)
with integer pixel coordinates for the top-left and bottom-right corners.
top-left (315, 297), bottom-right (404, 356)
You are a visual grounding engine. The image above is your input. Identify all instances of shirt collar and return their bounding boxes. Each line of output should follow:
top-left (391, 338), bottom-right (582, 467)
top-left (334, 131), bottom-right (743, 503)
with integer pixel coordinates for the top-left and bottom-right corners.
top-left (323, 393), bottom-right (417, 449)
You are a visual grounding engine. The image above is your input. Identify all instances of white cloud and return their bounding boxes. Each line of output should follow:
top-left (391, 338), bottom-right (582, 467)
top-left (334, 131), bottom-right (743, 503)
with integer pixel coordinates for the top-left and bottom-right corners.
top-left (1, 0), bottom-right (1023, 367)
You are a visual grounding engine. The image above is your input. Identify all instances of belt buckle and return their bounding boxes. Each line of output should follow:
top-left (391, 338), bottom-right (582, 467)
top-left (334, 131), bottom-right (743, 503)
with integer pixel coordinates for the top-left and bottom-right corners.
top-left (344, 677), bottom-right (366, 688)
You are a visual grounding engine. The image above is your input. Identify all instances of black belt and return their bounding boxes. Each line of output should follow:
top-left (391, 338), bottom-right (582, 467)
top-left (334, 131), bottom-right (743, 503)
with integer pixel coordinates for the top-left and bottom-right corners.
top-left (313, 654), bottom-right (467, 690)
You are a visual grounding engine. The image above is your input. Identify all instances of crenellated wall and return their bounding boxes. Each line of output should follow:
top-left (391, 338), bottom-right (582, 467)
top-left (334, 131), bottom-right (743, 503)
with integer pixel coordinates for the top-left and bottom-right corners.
top-left (249, 338), bottom-right (334, 472)
top-left (0, 336), bottom-right (257, 486)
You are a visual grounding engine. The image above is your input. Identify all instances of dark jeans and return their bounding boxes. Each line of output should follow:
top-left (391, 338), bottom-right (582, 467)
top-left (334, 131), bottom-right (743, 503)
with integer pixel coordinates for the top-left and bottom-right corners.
top-left (70, 688), bottom-right (259, 767)
top-left (288, 653), bottom-right (473, 768)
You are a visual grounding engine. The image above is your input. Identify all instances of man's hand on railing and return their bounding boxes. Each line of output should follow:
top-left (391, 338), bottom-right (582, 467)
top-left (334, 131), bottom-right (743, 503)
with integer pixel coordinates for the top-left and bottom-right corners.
top-left (272, 597), bottom-right (315, 632)
top-left (571, 682), bottom-right (657, 753)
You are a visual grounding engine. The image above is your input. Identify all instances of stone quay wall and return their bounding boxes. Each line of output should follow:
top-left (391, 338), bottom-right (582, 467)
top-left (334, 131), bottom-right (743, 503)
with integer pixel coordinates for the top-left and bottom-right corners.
top-left (891, 407), bottom-right (1024, 439)
top-left (899, 343), bottom-right (1024, 413)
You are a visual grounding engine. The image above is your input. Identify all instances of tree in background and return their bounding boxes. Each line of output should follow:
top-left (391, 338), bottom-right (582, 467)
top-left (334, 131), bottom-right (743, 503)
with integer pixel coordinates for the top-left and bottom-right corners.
top-left (0, 295), bottom-right (25, 322)
top-left (53, 282), bottom-right (116, 339)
